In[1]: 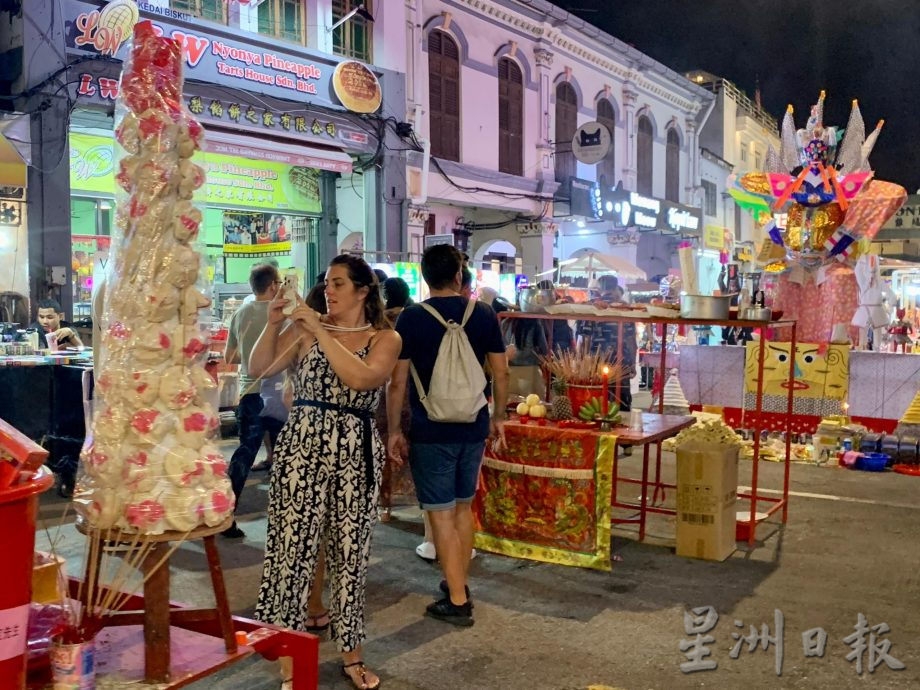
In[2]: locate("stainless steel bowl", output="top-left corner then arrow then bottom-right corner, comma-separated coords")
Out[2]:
518,287 -> 556,313
679,294 -> 733,320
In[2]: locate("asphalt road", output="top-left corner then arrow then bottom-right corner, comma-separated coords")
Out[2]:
36,443 -> 920,690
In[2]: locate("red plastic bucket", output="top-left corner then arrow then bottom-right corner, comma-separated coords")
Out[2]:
567,384 -> 604,416
0,466 -> 54,687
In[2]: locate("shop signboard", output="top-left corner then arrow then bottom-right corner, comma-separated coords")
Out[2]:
571,121 -> 611,165
876,193 -> 920,241
63,0 -> 382,111
333,61 -> 382,114
703,225 -> 726,250
393,262 -> 423,303
221,211 -> 294,257
69,132 -> 322,213
599,183 -> 702,235
423,234 -> 454,248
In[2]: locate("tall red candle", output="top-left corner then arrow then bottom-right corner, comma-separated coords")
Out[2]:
601,366 -> 609,418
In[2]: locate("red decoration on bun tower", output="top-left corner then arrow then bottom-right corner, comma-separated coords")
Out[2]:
76,21 -> 233,536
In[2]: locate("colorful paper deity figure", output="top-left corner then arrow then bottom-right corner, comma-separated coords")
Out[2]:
728,92 -> 906,269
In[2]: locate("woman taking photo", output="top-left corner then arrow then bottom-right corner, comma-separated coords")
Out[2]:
250,255 -> 400,690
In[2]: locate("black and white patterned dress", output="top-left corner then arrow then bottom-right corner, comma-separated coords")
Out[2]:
255,339 -> 384,652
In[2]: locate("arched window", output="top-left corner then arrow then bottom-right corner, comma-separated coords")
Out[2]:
636,114 -> 653,196
428,30 -> 460,161
498,57 -> 523,176
554,82 -> 578,182
665,128 -> 680,201
596,99 -> 616,187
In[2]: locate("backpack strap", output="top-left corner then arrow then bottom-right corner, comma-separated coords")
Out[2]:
459,297 -> 477,327
418,301 -> 450,328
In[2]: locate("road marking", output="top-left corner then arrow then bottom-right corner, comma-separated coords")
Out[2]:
738,485 -> 920,510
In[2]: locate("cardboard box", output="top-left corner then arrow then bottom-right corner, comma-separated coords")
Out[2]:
32,552 -> 66,604
675,445 -> 739,561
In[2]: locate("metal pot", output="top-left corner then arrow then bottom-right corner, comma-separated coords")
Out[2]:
740,291 -> 771,321
518,287 -> 556,313
679,294 -> 733,320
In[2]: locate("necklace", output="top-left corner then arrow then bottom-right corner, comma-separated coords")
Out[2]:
322,323 -> 372,333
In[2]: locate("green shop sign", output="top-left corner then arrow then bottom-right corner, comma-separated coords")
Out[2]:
69,132 -> 321,213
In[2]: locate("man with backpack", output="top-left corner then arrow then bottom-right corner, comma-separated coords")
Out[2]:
387,245 -> 508,627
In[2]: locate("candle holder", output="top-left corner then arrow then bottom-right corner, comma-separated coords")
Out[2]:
599,419 -> 612,432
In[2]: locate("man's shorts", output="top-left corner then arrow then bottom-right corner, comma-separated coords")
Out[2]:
408,441 -> 486,511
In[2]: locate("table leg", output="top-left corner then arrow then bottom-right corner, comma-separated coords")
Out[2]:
639,444 -> 650,541
652,441 -> 664,505
749,326 -> 768,546
203,535 -> 238,654
143,542 -> 171,682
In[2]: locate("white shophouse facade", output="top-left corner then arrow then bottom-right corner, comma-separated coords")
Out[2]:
688,72 -> 781,247
403,0 -> 715,283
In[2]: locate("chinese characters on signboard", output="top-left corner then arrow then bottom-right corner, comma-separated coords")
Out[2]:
680,606 -> 905,676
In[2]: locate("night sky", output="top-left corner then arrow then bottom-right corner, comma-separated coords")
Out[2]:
552,0 -> 920,193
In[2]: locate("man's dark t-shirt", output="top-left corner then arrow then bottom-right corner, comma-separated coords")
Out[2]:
395,296 -> 505,444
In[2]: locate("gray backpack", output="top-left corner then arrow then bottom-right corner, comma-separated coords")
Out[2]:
410,299 -> 488,423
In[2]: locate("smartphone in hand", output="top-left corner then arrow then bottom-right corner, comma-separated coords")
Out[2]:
281,272 -> 298,316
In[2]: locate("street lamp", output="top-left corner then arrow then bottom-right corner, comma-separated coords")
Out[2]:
328,4 -> 375,32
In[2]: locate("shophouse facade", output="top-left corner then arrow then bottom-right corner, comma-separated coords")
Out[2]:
404,0 -> 714,286
3,0 -> 407,319
688,72 -> 780,244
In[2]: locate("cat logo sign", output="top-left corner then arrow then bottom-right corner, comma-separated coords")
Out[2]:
571,121 -> 611,165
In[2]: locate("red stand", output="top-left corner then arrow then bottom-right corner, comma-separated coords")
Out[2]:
0,466 -> 54,688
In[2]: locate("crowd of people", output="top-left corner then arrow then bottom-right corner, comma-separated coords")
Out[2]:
219,247 -> 638,689
222,246 -> 506,690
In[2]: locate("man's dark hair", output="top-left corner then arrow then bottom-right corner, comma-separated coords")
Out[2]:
305,283 -> 327,313
37,298 -> 63,313
383,277 -> 412,310
598,275 -> 619,292
249,264 -> 279,295
373,268 -> 388,284
421,244 -> 463,290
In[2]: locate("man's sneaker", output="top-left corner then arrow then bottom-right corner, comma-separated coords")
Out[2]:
425,597 -> 473,626
415,541 -> 436,561
221,523 -> 245,539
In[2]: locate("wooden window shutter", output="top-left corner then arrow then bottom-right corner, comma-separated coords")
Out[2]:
637,115 -> 654,196
596,99 -> 616,188
555,82 -> 577,182
665,128 -> 680,201
498,58 -> 523,175
429,30 -> 460,161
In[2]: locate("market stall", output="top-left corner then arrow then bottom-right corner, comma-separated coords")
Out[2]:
482,309 -> 798,562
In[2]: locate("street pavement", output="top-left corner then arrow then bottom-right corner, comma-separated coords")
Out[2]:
36,438 -> 920,690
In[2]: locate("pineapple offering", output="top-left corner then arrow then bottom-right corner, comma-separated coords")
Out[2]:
551,378 -> 574,420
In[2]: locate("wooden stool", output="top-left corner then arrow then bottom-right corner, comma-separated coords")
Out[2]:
77,518 -> 237,683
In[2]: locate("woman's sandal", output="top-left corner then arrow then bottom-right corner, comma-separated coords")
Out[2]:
305,610 -> 330,633
341,661 -> 381,690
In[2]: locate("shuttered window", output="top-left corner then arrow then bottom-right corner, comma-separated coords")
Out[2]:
429,30 -> 460,162
666,128 -> 680,201
554,82 -> 577,182
596,99 -> 616,187
498,57 -> 524,176
636,115 -> 653,196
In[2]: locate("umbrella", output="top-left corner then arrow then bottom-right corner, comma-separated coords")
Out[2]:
560,250 -> 647,281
